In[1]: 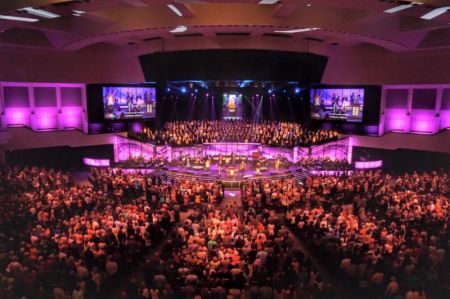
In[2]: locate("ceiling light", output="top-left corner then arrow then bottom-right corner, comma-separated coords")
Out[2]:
259,0 -> 279,4
73,10 -> 86,14
0,14 -> 39,22
170,25 -> 188,33
274,27 -> 320,34
306,3 -> 312,7
167,4 -> 183,17
73,13 -> 81,17
421,6 -> 450,20
384,2 -> 422,14
19,7 -> 60,19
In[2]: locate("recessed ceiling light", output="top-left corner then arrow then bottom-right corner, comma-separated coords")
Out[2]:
421,6 -> 450,20
0,14 -> 39,22
306,3 -> 312,7
73,10 -> 86,14
19,7 -> 60,19
170,25 -> 188,33
167,4 -> 183,17
259,0 -> 279,4
274,27 -> 320,34
384,2 -> 422,14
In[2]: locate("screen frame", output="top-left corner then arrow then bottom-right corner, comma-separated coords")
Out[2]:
308,84 -> 381,125
102,85 -> 157,121
86,83 -> 157,123
222,92 -> 244,120
309,87 -> 365,123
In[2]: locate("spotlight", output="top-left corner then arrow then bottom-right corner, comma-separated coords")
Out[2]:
294,87 -> 301,94
268,89 -> 273,94
181,87 -> 187,93
166,87 -> 171,92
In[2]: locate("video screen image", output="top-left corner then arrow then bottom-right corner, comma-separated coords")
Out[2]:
103,87 -> 156,120
222,93 -> 243,120
310,88 -> 365,122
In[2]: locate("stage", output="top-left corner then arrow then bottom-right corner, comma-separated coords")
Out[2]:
110,135 -> 352,186
164,155 -> 300,182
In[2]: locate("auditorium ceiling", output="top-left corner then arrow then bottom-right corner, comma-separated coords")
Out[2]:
1,0 -> 450,53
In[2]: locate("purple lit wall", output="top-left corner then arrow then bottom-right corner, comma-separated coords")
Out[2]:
381,85 -> 450,134
355,160 -> 383,169
308,137 -> 352,162
115,137 -> 353,164
114,135 -> 155,162
0,82 -> 87,132
83,157 -> 110,167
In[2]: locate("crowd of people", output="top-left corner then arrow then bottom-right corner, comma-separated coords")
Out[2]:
0,166 -> 223,299
297,157 -> 350,171
117,156 -> 168,169
133,199 -> 335,299
251,171 -> 449,299
1,164 -> 448,299
137,120 -> 339,147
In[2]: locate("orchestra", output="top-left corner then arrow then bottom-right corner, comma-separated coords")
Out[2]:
173,151 -> 288,179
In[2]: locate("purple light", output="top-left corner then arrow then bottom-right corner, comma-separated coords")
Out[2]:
441,112 -> 450,129
8,109 -> 28,125
347,137 -> 353,164
410,118 -> 433,133
2,83 -> 85,131
83,157 -> 110,167
131,122 -> 143,134
33,109 -> 58,130
114,137 -> 351,165
387,115 -> 406,131
355,160 -> 383,169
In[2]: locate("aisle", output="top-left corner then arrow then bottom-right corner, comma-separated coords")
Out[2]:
222,189 -> 242,207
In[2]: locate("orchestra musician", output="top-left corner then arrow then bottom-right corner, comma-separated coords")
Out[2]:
218,155 -> 223,176
205,157 -> 211,171
255,162 -> 261,175
239,160 -> 246,176
185,156 -> 190,170
275,158 -> 281,171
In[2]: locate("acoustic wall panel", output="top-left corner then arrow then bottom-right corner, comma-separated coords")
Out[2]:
34,87 -> 57,107
386,89 -> 408,108
61,87 -> 82,107
412,89 -> 437,110
3,86 -> 29,108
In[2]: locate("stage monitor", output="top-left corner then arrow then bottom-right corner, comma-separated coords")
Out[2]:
222,93 -> 243,120
103,86 -> 156,120
310,88 -> 365,122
